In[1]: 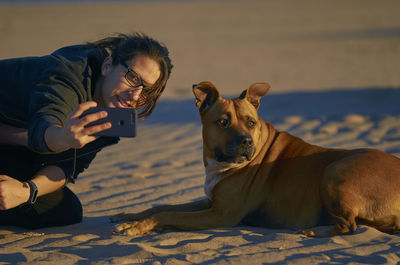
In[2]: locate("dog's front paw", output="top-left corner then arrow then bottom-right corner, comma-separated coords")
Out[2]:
112,217 -> 158,236
112,221 -> 140,235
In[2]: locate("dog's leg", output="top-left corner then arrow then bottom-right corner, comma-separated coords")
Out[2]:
301,211 -> 357,237
304,214 -> 400,237
113,205 -> 242,236
110,198 -> 211,222
357,215 -> 400,234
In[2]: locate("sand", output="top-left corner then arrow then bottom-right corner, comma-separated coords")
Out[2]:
1,0 -> 400,264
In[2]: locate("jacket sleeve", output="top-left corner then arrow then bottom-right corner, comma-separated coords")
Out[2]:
33,137 -> 119,182
28,58 -> 89,154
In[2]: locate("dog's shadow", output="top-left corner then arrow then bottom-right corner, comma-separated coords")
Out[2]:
119,225 -> 400,265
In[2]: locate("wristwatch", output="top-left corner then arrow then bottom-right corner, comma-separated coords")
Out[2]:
26,180 -> 38,204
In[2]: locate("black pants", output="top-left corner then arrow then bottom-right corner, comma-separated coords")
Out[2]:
0,146 -> 82,229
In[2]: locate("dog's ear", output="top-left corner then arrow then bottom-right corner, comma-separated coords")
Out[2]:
192,81 -> 220,112
239,83 -> 270,110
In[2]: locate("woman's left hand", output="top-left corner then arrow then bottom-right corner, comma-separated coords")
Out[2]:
45,101 -> 111,152
0,175 -> 30,210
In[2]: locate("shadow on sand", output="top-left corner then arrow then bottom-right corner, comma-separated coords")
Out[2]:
145,87 -> 400,125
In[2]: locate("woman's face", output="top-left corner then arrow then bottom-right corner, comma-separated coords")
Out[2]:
96,55 -> 161,109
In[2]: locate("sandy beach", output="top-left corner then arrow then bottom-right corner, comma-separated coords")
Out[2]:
1,0 -> 400,264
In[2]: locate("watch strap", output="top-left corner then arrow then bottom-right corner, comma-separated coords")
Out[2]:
26,180 -> 38,204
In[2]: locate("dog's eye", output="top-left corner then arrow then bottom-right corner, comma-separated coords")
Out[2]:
248,120 -> 256,128
217,118 -> 230,128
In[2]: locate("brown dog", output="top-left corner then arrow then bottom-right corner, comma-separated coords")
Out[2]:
112,81 -> 400,236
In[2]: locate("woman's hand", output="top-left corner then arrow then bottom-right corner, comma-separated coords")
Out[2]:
0,166 -> 67,210
0,175 -> 30,210
45,101 -> 112,152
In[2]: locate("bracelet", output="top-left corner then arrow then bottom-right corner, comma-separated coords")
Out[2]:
26,180 -> 38,204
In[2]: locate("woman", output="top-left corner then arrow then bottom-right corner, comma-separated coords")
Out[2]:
0,32 -> 173,229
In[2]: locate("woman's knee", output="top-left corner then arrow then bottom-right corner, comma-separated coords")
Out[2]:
0,186 -> 82,229
34,186 -> 83,228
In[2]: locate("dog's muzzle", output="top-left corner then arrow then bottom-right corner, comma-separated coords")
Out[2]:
215,135 -> 255,164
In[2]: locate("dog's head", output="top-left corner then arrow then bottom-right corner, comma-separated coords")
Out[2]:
193,81 -> 270,167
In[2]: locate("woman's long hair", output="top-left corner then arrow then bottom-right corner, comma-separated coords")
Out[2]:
90,32 -> 173,119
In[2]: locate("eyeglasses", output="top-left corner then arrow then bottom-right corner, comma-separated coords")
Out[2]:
117,56 -> 153,94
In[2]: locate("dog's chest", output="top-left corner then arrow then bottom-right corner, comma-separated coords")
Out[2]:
204,170 -> 223,199
204,158 -> 241,199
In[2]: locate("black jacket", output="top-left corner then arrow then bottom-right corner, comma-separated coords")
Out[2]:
0,44 -> 119,182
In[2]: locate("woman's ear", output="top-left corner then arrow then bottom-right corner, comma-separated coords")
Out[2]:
101,56 -> 113,76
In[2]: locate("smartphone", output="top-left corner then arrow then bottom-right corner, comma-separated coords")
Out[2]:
81,107 -> 137,137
